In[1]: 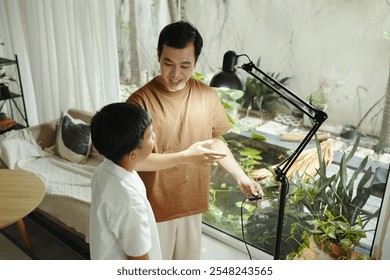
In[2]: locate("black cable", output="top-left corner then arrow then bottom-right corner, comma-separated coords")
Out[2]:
241,198 -> 253,260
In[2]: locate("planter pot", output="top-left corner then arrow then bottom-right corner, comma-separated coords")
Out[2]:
296,235 -> 361,260
340,124 -> 357,139
324,242 -> 363,260
295,235 -> 332,260
0,112 -> 7,121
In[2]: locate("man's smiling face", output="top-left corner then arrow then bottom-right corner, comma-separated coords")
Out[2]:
158,42 -> 196,92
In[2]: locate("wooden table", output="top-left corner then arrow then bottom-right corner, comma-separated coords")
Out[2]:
0,169 -> 45,248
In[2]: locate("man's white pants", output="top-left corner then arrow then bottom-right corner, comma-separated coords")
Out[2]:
157,214 -> 202,260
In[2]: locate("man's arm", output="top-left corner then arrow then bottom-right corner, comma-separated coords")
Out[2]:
211,137 -> 262,197
135,139 -> 227,171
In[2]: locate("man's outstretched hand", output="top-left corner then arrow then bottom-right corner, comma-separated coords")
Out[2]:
183,139 -> 227,165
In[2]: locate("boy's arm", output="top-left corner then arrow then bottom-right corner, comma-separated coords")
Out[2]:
135,139 -> 227,171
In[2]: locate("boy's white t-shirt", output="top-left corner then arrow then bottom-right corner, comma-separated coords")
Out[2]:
89,159 -> 161,260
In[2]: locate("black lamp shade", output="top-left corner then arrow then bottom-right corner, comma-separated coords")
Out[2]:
210,71 -> 245,91
210,50 -> 245,90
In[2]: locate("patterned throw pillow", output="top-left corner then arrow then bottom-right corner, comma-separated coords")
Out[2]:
55,112 -> 92,164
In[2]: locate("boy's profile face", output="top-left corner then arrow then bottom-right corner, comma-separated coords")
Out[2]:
137,124 -> 155,160
158,42 -> 196,92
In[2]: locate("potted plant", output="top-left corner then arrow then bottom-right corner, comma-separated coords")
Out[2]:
287,210 -> 370,260
0,67 -> 16,97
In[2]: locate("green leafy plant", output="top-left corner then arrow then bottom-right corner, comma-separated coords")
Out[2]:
287,210 -> 369,260
240,58 -> 291,117
289,135 -> 378,227
307,81 -> 344,110
238,146 -> 263,175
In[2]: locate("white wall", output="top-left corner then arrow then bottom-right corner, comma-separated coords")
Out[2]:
185,0 -> 390,136
4,0 -> 388,132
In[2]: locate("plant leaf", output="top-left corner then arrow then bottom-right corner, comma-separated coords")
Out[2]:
251,131 -> 267,140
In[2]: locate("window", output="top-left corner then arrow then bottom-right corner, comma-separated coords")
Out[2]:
115,0 -> 390,260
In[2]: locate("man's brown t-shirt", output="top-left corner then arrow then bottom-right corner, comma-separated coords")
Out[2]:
127,77 -> 231,222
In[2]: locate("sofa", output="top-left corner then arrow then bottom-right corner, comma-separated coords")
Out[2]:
0,108 -> 102,241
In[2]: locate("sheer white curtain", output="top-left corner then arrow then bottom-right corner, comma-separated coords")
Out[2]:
0,0 -> 119,125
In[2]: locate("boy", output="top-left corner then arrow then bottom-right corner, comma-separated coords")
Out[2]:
89,102 -> 161,260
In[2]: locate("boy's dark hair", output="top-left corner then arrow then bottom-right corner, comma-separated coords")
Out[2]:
157,21 -> 203,62
90,102 -> 152,163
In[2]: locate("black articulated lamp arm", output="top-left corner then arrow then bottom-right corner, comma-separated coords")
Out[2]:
240,56 -> 327,260
239,58 -> 327,178
211,51 -> 328,260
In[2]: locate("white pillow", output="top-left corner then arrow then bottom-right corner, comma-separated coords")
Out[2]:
0,139 -> 44,169
54,112 -> 92,164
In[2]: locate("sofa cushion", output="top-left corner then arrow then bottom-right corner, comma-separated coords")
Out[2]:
55,112 -> 92,164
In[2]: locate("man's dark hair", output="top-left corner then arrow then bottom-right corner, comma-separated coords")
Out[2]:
91,102 -> 152,163
157,21 -> 203,62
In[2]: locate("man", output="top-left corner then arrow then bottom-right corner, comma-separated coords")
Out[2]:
127,21 -> 262,260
